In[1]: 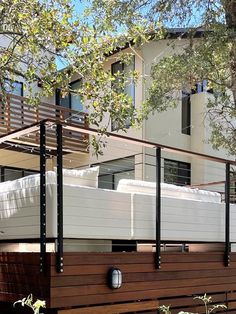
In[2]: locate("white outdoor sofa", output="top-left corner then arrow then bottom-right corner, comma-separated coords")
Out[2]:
0,167 -> 234,243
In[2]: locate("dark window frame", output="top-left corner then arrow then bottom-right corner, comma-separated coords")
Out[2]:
111,57 -> 135,131
94,155 -> 135,190
55,78 -> 82,110
0,165 -> 38,182
3,79 -> 23,96
111,60 -> 125,77
181,91 -> 191,135
191,80 -> 213,94
98,168 -> 135,190
230,171 -> 236,203
164,158 -> 191,186
2,79 -> 24,126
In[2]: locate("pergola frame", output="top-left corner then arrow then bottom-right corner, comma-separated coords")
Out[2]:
0,118 -> 234,272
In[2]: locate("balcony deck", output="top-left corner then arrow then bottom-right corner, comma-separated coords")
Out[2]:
0,251 -> 235,313
0,93 -> 88,153
0,120 -> 235,313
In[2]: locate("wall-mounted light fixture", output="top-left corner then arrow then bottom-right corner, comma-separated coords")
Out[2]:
107,267 -> 122,289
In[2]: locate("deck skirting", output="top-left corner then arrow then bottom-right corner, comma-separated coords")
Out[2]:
0,251 -> 236,313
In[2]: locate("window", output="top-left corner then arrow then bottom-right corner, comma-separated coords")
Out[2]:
181,91 -> 191,135
181,80 -> 213,136
97,156 -> 135,190
56,79 -> 84,123
4,80 -> 23,96
230,171 -> 236,203
164,159 -> 191,186
70,80 -> 83,112
56,80 -> 82,110
191,80 -> 213,94
1,80 -> 24,126
111,56 -> 135,131
0,166 -> 38,182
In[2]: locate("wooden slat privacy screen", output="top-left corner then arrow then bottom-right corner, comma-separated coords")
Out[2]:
0,94 -> 88,152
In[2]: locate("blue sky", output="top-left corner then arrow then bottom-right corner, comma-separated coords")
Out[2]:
56,1 -> 89,70
73,1 -> 89,17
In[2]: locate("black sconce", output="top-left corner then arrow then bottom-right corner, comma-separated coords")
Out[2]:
107,267 -> 122,289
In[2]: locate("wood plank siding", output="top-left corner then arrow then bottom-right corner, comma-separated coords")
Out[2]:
1,252 -> 236,313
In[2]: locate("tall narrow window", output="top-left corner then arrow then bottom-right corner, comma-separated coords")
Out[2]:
111,56 -> 135,131
3,80 -> 24,125
124,59 -> 135,102
230,171 -> 236,203
164,159 -> 191,186
56,79 -> 83,123
70,80 -> 83,112
181,91 -> 191,135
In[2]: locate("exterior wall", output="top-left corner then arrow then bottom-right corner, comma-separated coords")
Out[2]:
190,93 -> 235,191
141,39 -> 233,187
191,93 -> 224,190
142,38 -> 191,153
141,40 -> 194,183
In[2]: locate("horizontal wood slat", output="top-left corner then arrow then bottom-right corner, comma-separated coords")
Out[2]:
49,252 -> 228,265
58,300 -> 160,314
50,262 -> 236,276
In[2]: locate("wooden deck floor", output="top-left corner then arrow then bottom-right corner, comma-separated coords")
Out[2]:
0,251 -> 236,313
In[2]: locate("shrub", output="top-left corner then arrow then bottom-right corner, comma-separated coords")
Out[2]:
159,294 -> 227,314
13,294 -> 46,314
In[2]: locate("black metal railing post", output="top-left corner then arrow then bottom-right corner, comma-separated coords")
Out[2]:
56,123 -> 64,273
40,122 -> 46,272
155,147 -> 161,269
225,162 -> 231,267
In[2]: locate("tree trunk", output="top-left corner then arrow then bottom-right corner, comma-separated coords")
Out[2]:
223,0 -> 236,105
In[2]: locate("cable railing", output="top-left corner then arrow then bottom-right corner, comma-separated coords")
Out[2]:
0,119 -> 235,272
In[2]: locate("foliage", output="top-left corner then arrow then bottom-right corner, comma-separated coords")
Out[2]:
159,294 -> 227,314
138,0 -> 236,155
94,0 -> 236,154
13,294 -> 46,314
2,0 -> 236,154
0,0 -> 150,135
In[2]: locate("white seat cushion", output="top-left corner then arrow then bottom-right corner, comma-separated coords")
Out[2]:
117,179 -> 221,203
54,166 -> 99,188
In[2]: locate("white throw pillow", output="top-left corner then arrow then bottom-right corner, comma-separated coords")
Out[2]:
54,166 -> 99,188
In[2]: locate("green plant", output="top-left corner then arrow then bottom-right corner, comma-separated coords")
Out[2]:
13,294 -> 46,314
159,294 -> 227,314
